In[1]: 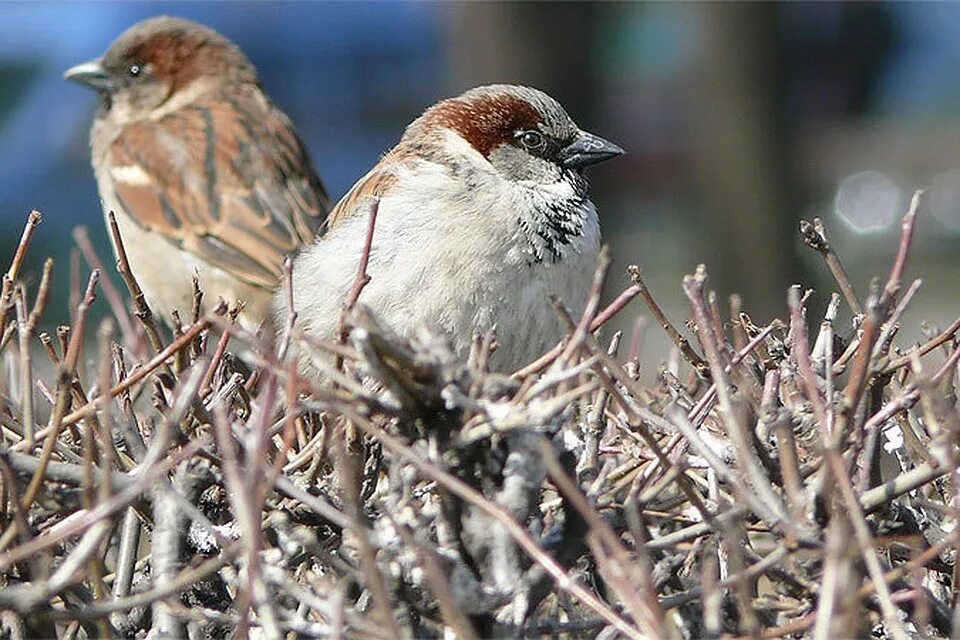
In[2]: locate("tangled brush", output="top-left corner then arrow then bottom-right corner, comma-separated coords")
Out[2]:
0,190 -> 958,639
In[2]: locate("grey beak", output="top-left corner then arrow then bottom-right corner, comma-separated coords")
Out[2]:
64,59 -> 113,92
559,130 -> 624,169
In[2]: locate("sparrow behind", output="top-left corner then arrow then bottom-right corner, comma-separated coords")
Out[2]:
66,16 -> 330,331
282,84 -> 622,376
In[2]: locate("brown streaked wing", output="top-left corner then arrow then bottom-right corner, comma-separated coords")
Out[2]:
322,158 -> 399,234
108,85 -> 330,289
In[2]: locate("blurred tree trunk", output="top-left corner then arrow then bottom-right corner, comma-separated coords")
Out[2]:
688,3 -> 800,321
444,3 -> 599,122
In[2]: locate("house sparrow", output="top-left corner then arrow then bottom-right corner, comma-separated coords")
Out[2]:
65,16 -> 330,331
282,84 -> 622,376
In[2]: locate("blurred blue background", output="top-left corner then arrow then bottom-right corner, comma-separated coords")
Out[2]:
2,2 -> 960,359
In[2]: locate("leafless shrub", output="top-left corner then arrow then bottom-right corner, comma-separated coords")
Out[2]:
0,191 -> 958,639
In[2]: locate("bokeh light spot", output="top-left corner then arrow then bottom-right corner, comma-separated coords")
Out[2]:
834,170 -> 901,233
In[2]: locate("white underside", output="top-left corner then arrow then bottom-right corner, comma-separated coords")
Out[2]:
284,151 -> 601,375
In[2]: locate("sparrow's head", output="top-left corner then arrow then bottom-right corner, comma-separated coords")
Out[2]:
65,16 -> 256,113
408,84 -> 623,185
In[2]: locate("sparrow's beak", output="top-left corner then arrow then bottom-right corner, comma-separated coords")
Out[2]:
559,131 -> 624,169
64,59 -> 113,92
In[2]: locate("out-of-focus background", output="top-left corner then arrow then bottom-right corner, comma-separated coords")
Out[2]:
1,2 -> 959,364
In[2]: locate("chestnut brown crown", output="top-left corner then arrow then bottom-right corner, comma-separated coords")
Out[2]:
65,16 -> 256,105
405,84 -> 623,171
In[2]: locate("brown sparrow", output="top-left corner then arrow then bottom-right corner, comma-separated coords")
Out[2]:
65,16 -> 330,331
282,84 -> 622,375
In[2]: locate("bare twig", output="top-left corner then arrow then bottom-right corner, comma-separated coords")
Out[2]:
630,264 -> 709,376
514,276 -> 642,378
106,211 -> 167,358
799,217 -> 862,316
73,226 -> 136,346
335,199 -> 379,372
20,271 -> 99,510
0,212 -> 42,345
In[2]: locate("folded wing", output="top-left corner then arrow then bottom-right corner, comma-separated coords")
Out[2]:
107,87 -> 330,288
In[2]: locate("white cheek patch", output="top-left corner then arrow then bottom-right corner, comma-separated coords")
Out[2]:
110,164 -> 153,186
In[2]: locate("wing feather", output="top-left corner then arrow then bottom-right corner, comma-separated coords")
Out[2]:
108,85 -> 330,288
322,157 -> 399,234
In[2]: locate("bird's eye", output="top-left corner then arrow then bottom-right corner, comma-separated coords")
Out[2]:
517,130 -> 545,151
128,64 -> 142,78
